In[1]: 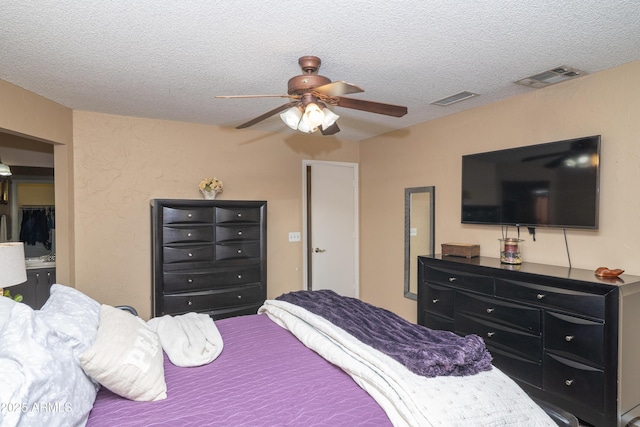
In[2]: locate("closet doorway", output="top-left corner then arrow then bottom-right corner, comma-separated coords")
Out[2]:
0,133 -> 55,259
302,160 -> 358,297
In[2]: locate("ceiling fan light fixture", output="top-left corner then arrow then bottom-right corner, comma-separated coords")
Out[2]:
0,158 -> 12,177
302,102 -> 324,128
297,119 -> 317,134
280,106 -> 303,130
321,107 -> 339,129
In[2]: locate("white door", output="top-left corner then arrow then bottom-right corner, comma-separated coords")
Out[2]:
303,161 -> 358,297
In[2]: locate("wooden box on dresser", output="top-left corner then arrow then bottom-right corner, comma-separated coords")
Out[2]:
418,255 -> 640,427
152,199 -> 266,320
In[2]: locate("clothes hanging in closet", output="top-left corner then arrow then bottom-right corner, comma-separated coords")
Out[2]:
19,207 -> 54,250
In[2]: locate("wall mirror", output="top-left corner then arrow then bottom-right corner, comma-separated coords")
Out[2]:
404,186 -> 435,299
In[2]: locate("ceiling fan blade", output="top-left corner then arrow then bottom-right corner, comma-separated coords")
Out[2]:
335,97 -> 408,117
216,94 -> 297,99
313,81 -> 364,97
236,101 -> 300,129
320,122 -> 340,135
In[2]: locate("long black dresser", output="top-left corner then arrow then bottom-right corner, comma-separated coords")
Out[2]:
152,199 -> 267,320
417,255 -> 640,427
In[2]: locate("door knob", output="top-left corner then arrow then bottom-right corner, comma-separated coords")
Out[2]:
314,248 -> 326,253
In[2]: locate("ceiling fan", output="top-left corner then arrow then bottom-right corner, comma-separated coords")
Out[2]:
216,56 -> 408,136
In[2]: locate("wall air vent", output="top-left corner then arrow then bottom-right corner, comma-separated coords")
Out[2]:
514,66 -> 586,88
431,91 -> 479,107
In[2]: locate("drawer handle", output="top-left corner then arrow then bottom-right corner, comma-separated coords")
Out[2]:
486,308 -> 494,314
237,295 -> 242,299
188,253 -> 193,257
237,249 -> 242,254
187,300 -> 193,306
448,277 -> 457,282
487,332 -> 495,338
238,231 -> 243,236
237,274 -> 242,279
432,299 -> 439,304
565,379 -> 574,387
187,233 -> 192,237
187,279 -> 193,283
188,213 -> 193,218
565,335 -> 574,342
237,213 -> 243,218
536,293 -> 545,300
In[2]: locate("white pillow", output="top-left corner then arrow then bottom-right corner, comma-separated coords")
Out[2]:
37,284 -> 101,357
0,301 -> 98,427
79,304 -> 167,401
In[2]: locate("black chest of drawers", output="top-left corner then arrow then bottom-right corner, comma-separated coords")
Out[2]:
418,255 -> 640,427
152,199 -> 267,320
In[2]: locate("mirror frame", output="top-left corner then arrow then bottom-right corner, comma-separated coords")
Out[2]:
404,186 -> 435,299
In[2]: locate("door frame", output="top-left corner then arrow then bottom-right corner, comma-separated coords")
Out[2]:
302,160 -> 359,295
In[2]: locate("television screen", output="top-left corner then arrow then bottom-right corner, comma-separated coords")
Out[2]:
461,135 -> 600,229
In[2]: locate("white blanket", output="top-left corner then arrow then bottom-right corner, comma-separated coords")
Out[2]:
259,299 -> 556,427
147,312 -> 223,367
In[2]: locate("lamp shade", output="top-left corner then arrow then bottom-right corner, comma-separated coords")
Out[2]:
321,107 -> 339,129
280,106 -> 303,130
0,242 -> 27,287
0,162 -> 11,177
297,118 -> 317,134
302,103 -> 324,128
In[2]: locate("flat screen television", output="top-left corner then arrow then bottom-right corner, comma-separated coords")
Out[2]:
461,135 -> 600,229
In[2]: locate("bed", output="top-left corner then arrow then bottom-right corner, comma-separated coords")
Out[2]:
1,284 -> 573,427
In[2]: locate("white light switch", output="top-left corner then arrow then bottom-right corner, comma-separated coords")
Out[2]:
288,232 -> 301,242
410,227 -> 418,237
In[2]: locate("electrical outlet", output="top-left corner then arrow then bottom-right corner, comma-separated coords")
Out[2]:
288,232 -> 301,242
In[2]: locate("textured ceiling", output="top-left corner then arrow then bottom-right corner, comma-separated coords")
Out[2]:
1,1 -> 639,141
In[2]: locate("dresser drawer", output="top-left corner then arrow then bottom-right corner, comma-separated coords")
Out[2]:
495,278 -> 605,319
162,284 -> 263,314
421,282 -> 454,319
422,312 -> 455,331
456,313 -> 541,361
163,206 -> 213,224
456,291 -> 541,334
163,267 -> 261,292
163,226 -> 214,244
489,345 -> 542,388
163,245 -> 214,264
544,353 -> 604,414
216,207 -> 261,223
544,312 -> 604,367
216,225 -> 260,242
424,265 -> 494,294
215,242 -> 261,261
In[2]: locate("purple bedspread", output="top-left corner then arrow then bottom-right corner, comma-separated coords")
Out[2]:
86,314 -> 390,427
277,290 -> 492,378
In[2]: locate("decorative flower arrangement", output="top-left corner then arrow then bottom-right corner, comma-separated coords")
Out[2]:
199,178 -> 223,199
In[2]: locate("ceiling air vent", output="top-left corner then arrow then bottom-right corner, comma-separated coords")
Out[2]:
431,91 -> 479,107
514,66 -> 585,88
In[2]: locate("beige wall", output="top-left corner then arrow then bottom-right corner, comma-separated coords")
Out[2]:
361,60 -> 640,321
72,111 -> 359,318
